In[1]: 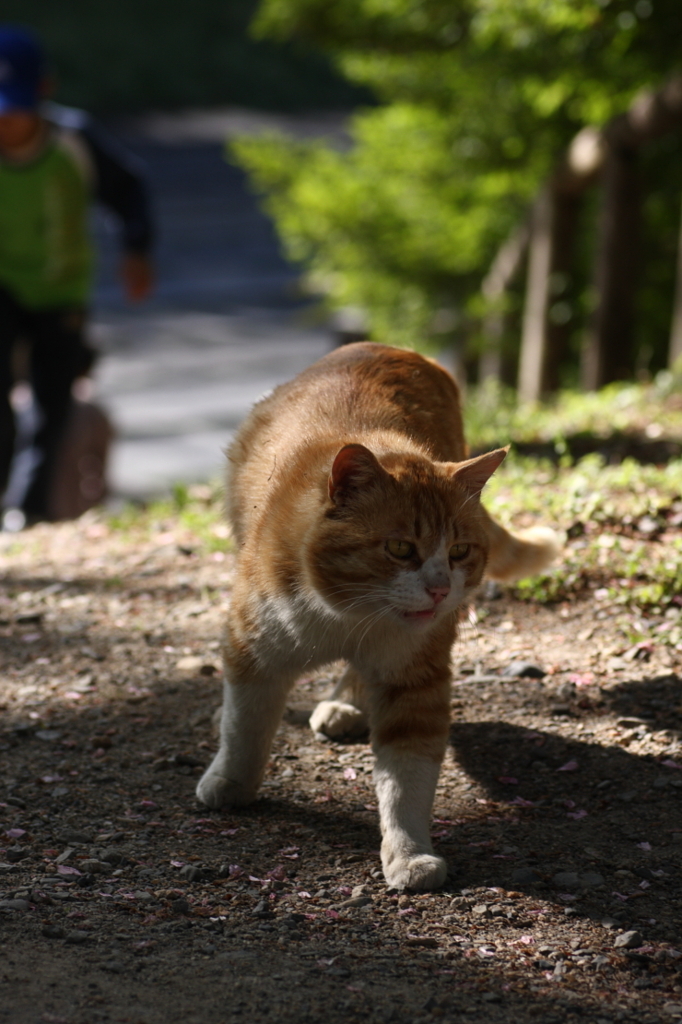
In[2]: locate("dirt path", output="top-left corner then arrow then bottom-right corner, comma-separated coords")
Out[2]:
1,511 -> 681,1024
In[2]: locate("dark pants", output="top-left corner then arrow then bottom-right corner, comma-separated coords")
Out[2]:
0,287 -> 96,519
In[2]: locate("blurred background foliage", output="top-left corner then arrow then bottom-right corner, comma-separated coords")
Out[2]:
233,0 -> 682,372
3,0 -> 367,112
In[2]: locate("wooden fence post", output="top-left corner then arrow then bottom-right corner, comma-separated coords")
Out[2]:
518,189 -> 554,402
581,139 -> 640,390
669,195 -> 682,369
517,187 -> 580,401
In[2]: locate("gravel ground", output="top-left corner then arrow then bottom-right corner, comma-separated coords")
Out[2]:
1,510 -> 682,1024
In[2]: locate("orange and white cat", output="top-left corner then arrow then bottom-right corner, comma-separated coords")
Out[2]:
197,343 -> 560,890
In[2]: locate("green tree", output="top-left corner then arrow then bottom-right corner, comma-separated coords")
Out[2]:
235,0 -> 682,354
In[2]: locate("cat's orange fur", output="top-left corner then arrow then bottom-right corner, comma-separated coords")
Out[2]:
197,343 -> 560,889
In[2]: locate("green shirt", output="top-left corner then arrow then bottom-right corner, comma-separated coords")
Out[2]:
0,128 -> 93,309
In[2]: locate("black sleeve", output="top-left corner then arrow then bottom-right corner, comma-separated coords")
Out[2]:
79,121 -> 154,256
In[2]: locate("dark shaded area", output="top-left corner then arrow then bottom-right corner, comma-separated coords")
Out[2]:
3,0 -> 371,113
474,431 -> 682,466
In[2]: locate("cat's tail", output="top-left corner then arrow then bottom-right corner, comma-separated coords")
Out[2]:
482,509 -> 563,583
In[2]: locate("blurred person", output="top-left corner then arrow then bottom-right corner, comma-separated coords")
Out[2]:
0,25 -> 154,525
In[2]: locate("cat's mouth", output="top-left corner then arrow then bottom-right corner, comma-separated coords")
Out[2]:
401,607 -> 437,622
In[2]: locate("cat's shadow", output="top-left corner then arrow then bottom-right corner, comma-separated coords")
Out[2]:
444,708 -> 680,908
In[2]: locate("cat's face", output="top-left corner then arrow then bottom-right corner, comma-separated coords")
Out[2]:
307,444 -> 506,631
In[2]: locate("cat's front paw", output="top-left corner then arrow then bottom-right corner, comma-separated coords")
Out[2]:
309,699 -> 368,739
196,766 -> 257,809
382,852 -> 447,891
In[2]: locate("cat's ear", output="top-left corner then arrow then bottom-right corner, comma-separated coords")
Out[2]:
448,446 -> 509,495
329,444 -> 384,505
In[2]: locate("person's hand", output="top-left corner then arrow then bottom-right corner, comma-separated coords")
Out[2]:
120,253 -> 154,303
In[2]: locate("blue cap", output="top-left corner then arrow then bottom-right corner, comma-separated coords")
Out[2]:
0,27 -> 44,113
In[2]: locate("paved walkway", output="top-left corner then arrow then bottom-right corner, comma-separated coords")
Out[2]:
90,109 -> 341,500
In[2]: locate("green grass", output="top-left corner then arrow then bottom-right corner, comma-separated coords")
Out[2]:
463,372 -> 682,451
106,480 -> 232,554
486,452 -> 682,613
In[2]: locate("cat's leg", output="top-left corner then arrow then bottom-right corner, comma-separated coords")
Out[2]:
196,655 -> 297,809
309,664 -> 369,739
369,669 -> 451,891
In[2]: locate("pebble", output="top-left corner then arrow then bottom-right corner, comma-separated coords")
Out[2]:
340,896 -> 372,908
252,900 -> 272,918
59,830 -> 93,845
579,871 -> 605,887
472,904 -> 491,917
552,871 -> 579,889
102,960 -> 126,974
5,847 -> 27,863
0,898 -> 30,911
511,867 -> 542,884
79,859 -> 106,873
100,849 -> 123,865
663,1004 -> 682,1017
171,898 -> 190,915
65,930 -> 90,944
503,661 -> 546,679
179,865 -> 204,882
42,925 -> 65,938
35,729 -> 62,742
614,930 -> 643,949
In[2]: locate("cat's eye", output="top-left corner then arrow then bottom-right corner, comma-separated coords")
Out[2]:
386,539 -> 415,559
449,542 -> 470,560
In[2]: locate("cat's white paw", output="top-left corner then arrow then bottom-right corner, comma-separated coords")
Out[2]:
382,852 -> 448,891
196,767 -> 257,809
309,699 -> 368,739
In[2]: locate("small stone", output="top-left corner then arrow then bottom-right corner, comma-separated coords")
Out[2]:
579,871 -> 605,888
552,871 -> 579,889
663,1004 -> 682,1017
511,867 -> 541,884
637,515 -> 660,536
102,960 -> 125,974
65,930 -> 90,944
472,904 -> 490,917
252,900 -> 272,918
59,830 -> 93,845
100,849 -> 123,866
0,863 -> 19,874
55,848 -> 75,865
614,930 -> 643,949
503,661 -> 546,679
179,865 -> 204,882
175,655 -> 204,675
5,847 -> 27,863
601,917 -> 619,929
35,729 -> 62,742
171,898 -> 190,915
0,898 -> 30,911
340,896 -> 372,908
42,925 -> 65,938
79,859 -> 105,873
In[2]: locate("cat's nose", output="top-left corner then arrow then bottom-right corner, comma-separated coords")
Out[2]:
427,585 -> 450,605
